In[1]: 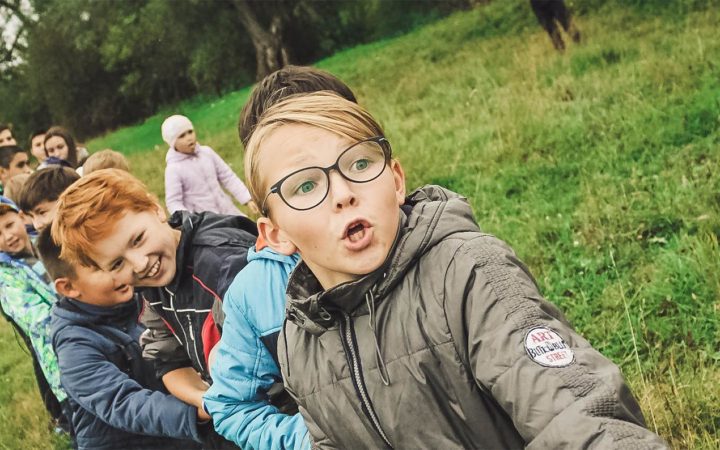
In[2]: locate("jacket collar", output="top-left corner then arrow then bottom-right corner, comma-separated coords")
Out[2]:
164,210 -> 258,293
56,295 -> 140,328
165,144 -> 200,163
286,185 -> 479,334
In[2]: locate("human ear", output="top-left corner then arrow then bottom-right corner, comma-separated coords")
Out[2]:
55,277 -> 81,299
154,203 -> 168,222
390,159 -> 406,205
257,216 -> 297,256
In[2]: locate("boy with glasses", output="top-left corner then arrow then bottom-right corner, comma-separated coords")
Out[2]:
203,66 -> 358,449
242,92 -> 667,448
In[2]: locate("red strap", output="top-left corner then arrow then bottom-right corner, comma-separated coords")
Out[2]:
201,312 -> 221,368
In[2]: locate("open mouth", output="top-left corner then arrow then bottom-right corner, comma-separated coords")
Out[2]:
346,222 -> 367,242
343,219 -> 373,251
146,258 -> 161,278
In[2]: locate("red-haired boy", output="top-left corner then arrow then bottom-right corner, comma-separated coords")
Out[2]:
52,169 -> 255,445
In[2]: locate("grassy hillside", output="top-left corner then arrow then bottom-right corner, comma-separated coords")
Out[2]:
1,1 -> 718,448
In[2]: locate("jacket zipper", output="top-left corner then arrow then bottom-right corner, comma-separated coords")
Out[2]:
166,287 -> 205,374
167,288 -> 192,359
340,312 -> 393,449
186,314 -> 205,374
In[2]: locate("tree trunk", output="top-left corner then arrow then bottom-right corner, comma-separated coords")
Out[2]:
0,0 -> 32,63
233,0 -> 290,80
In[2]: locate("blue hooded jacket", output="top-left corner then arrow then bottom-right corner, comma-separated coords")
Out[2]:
50,295 -> 203,450
203,246 -> 310,450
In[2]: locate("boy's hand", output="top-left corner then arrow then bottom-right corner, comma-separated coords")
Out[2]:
197,406 -> 211,422
162,367 -> 209,409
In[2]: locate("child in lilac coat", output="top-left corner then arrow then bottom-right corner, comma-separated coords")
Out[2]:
162,115 -> 256,215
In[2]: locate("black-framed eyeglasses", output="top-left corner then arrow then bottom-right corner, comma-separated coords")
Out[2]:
261,136 -> 390,215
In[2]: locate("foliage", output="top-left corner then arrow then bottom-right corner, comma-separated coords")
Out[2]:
0,0 -> 466,143
1,0 -> 719,448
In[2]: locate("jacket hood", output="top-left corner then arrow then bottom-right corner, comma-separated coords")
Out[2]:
51,295 -> 140,330
165,210 -> 258,293
165,144 -> 201,163
286,185 -> 480,334
248,245 -> 298,265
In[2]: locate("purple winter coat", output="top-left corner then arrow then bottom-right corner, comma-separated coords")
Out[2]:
164,144 -> 251,216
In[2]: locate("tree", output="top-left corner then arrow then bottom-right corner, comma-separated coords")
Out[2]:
232,0 -> 291,80
0,0 -> 34,66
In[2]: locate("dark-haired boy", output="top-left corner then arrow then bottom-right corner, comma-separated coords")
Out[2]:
17,166 -> 79,232
38,227 -> 206,450
29,129 -> 48,166
0,145 -> 32,195
238,65 -> 357,146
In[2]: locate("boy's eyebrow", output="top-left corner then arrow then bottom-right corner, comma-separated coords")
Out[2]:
284,152 -> 322,167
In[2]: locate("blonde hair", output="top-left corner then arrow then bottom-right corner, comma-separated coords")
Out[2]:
82,149 -> 130,175
244,91 -> 388,207
4,173 -> 31,203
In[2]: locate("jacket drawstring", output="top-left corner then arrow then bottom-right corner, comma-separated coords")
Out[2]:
366,291 -> 390,386
282,315 -> 290,378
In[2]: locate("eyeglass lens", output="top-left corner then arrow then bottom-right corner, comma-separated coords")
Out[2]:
279,139 -> 387,210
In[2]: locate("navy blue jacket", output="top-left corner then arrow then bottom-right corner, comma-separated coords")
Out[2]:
50,295 -> 203,450
139,211 -> 257,381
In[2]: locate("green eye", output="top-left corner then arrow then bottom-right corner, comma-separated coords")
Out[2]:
354,159 -> 370,171
298,181 -> 316,194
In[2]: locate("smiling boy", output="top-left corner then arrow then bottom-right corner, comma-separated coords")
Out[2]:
0,196 -> 69,434
38,227 -> 206,450
243,92 -> 668,449
51,169 -> 256,449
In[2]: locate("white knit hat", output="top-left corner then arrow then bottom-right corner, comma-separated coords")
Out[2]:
161,115 -> 194,147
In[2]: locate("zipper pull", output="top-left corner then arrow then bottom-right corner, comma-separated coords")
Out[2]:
187,315 -> 194,340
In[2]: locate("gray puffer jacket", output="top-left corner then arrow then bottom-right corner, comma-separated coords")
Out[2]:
279,185 -> 667,449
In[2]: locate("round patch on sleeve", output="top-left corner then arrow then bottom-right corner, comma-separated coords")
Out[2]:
524,327 -> 575,368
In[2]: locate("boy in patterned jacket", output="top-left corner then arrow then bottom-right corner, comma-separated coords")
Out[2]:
0,196 -> 70,433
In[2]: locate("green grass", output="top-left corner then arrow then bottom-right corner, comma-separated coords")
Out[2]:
0,324 -> 71,449
2,1 -> 719,448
